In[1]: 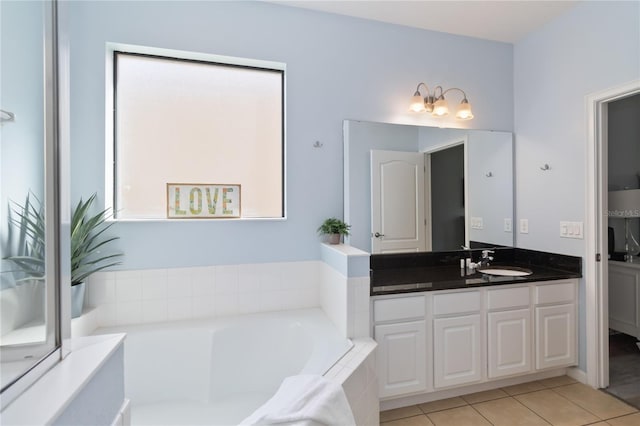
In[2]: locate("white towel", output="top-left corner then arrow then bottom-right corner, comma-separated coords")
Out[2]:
239,375 -> 357,426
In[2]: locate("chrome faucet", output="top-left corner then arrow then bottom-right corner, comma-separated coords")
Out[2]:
479,250 -> 494,267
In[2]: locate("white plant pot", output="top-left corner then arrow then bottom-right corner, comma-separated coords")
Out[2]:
71,282 -> 85,318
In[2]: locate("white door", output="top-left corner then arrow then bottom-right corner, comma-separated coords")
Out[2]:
371,150 -> 427,253
375,321 -> 427,398
433,314 -> 482,388
535,304 -> 576,370
488,309 -> 532,378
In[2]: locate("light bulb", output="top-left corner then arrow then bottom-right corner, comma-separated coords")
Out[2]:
432,97 -> 449,116
456,101 -> 474,120
409,95 -> 426,112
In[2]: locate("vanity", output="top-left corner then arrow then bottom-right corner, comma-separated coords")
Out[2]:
370,247 -> 582,406
609,257 -> 640,340
342,119 -> 583,408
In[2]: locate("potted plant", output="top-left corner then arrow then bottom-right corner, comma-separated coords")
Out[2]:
317,217 -> 351,244
5,193 -> 123,318
4,193 -> 46,282
69,194 -> 122,317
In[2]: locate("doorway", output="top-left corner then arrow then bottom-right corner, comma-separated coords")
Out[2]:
605,93 -> 640,408
586,80 -> 640,405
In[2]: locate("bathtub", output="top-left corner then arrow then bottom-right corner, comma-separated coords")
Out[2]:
94,308 -> 353,425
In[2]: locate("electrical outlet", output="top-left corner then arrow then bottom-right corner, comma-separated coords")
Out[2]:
504,218 -> 512,232
520,219 -> 529,234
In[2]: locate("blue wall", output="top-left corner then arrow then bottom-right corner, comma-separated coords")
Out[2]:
513,0 -> 640,371
66,0 -> 513,270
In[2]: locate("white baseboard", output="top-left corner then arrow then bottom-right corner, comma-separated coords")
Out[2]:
566,367 -> 588,384
380,369 -> 567,411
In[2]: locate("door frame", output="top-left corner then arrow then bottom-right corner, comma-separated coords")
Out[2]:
585,79 -> 640,388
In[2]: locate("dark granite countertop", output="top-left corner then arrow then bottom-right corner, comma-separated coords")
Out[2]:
370,248 -> 582,296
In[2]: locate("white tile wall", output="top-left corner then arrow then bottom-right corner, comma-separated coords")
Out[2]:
320,264 -> 348,336
320,264 -> 371,339
86,261 -> 321,328
349,277 -> 371,338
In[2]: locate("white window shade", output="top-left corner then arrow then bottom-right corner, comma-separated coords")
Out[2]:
114,52 -> 284,219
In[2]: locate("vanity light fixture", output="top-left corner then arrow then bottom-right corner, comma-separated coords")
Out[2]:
409,82 -> 474,120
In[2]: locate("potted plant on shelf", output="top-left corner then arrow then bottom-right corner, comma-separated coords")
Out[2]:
5,193 -> 123,318
70,193 -> 123,317
317,217 -> 351,244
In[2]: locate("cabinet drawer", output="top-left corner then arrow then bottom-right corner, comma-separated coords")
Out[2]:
535,281 -> 575,305
487,286 -> 530,310
374,295 -> 425,322
434,291 -> 480,316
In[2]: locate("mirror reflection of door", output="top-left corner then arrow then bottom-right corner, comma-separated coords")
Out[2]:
371,146 -> 466,255
371,150 -> 427,253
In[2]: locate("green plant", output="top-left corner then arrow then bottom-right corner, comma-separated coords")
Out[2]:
5,193 -> 123,286
70,194 -> 122,285
317,217 -> 351,236
4,193 -> 46,281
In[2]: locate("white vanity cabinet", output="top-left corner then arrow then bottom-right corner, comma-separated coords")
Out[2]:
486,286 -> 532,379
372,278 -> 578,401
432,291 -> 482,388
373,295 -> 428,398
609,260 -> 640,339
534,280 -> 577,370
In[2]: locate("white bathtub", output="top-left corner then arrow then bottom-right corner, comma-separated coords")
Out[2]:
94,308 -> 353,426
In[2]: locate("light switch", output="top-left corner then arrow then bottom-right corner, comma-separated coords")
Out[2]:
560,221 -> 583,239
520,219 -> 529,234
470,217 -> 484,229
504,218 -> 512,232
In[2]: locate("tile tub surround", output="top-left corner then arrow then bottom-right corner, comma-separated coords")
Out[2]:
371,247 -> 582,295
325,338 -> 379,426
85,261 -> 321,328
320,243 -> 371,339
80,253 -> 371,340
380,377 -> 639,426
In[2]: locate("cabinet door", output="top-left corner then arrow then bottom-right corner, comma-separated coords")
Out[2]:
535,304 -> 576,370
433,314 -> 482,388
488,309 -> 532,379
608,264 -> 639,338
375,321 -> 427,398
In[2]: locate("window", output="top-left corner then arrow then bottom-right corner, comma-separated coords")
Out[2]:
112,49 -> 285,219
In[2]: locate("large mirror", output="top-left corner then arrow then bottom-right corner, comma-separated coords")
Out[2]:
344,120 -> 514,254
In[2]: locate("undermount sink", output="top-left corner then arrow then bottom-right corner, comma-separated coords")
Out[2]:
476,266 -> 533,277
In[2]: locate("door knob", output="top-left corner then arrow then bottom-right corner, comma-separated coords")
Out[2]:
374,232 -> 385,238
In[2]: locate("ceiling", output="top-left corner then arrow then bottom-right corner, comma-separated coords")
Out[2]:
268,1 -> 579,43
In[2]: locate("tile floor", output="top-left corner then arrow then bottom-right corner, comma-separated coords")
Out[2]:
380,376 -> 640,426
